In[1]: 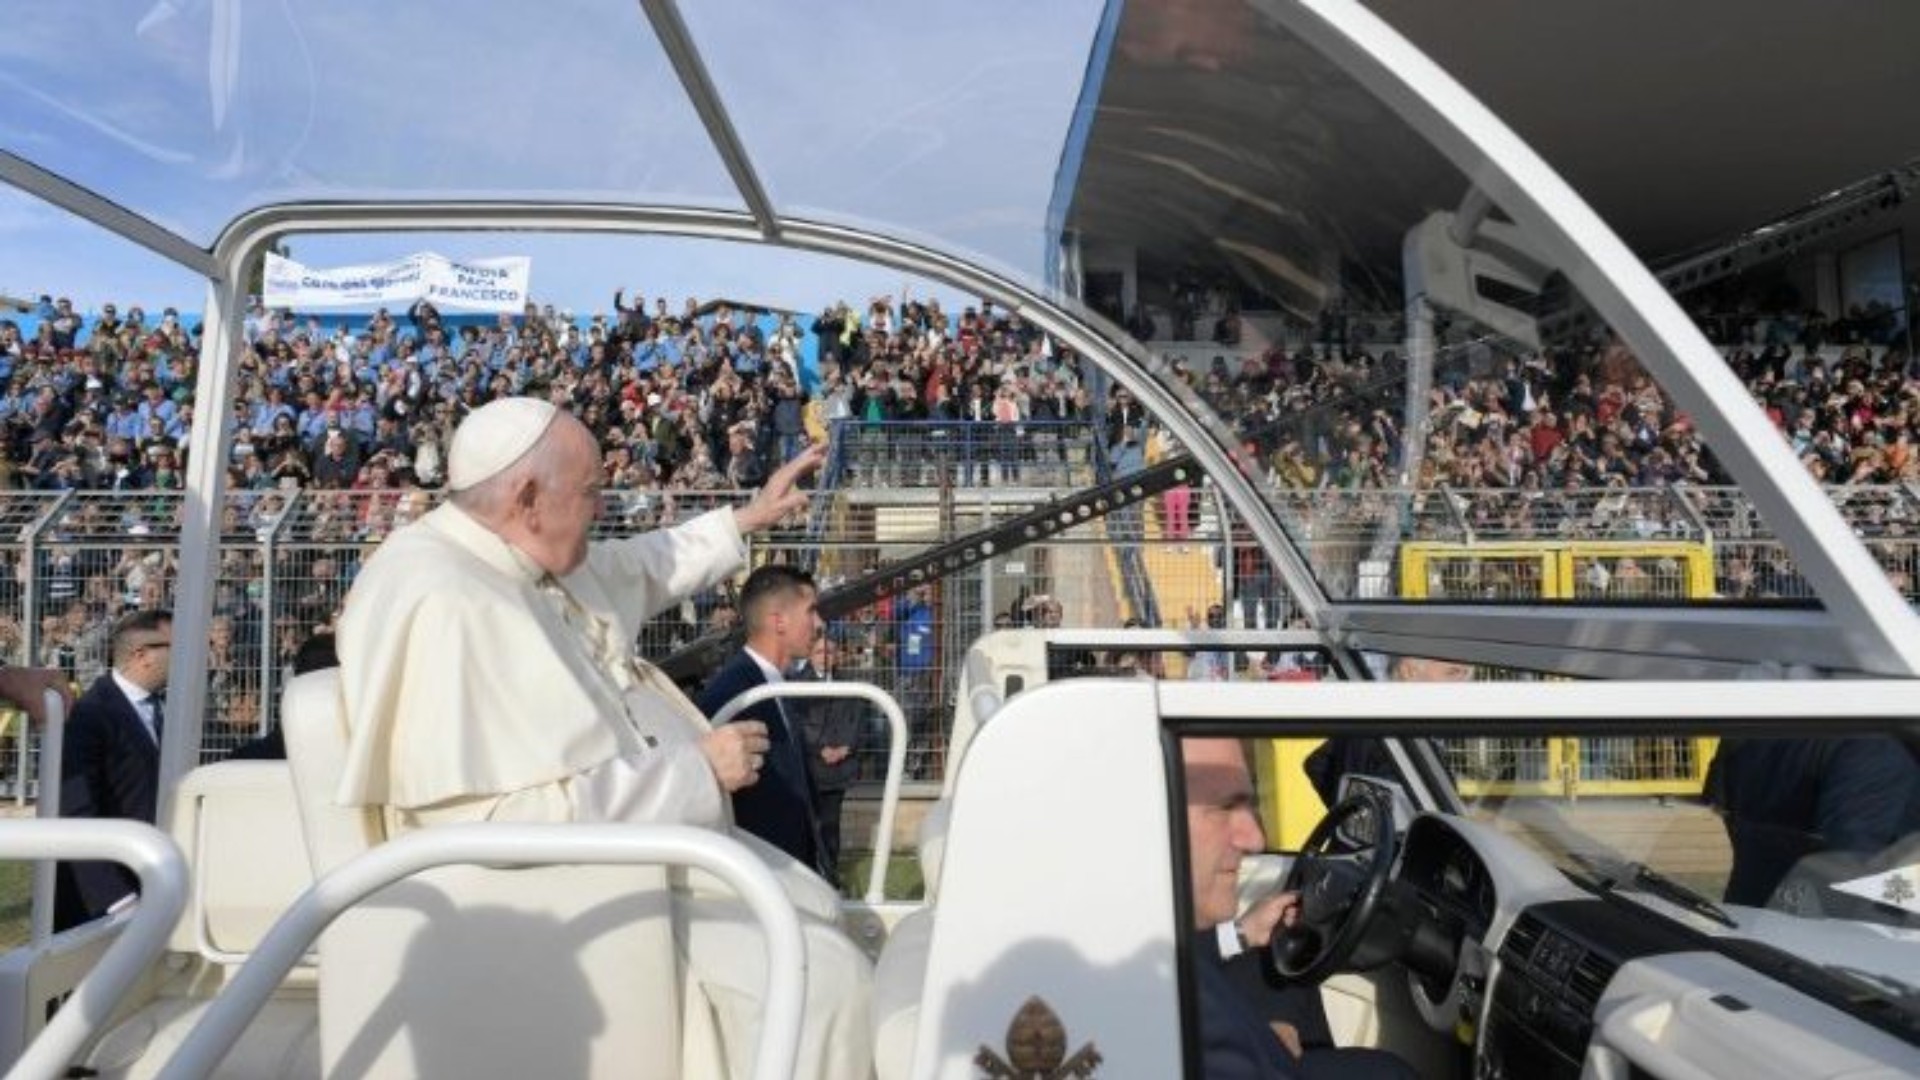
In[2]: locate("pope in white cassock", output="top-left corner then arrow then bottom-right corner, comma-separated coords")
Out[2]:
334,396 -> 870,1080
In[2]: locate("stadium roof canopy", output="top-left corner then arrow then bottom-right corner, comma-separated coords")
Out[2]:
3,0 -> 1920,689
6,2 -> 1914,295
1067,0 -> 1920,312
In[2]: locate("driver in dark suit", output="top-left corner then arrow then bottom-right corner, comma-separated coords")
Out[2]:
55,610 -> 172,930
1185,738 -> 1418,1080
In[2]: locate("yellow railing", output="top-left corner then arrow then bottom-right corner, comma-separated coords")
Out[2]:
1401,538 -> 1718,799
1400,539 -> 1714,603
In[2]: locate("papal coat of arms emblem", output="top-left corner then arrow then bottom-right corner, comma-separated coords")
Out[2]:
975,996 -> 1103,1078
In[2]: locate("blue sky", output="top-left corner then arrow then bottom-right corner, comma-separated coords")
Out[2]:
0,0 -> 1106,319
0,192 -> 982,319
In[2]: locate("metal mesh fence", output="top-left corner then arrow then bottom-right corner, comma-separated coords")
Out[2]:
1576,737 -> 1701,782
1380,654 -> 1714,796
0,475 -> 1916,799
1416,554 -> 1550,602
1439,738 -> 1555,785
1268,485 -> 1713,551
834,421 -> 1101,490
1566,552 -> 1694,601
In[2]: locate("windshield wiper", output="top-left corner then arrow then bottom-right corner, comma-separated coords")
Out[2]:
1570,853 -> 1738,929
1826,965 -> 1920,1006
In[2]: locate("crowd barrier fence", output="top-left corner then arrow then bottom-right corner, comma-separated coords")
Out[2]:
0,480 -> 1913,800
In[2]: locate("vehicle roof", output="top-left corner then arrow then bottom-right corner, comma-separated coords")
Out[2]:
5,0 -> 1920,687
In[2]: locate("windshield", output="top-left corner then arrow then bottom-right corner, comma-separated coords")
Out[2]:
1059,0 -> 1854,610
1225,661 -> 1920,997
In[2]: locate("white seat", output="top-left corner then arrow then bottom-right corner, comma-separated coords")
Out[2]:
889,680 -> 1188,1076
72,762 -> 322,1078
868,648 -> 998,1080
165,762 -> 321,960
279,669 -> 876,1080
277,672 -> 381,879
869,910 -> 935,1080
278,669 -> 700,1080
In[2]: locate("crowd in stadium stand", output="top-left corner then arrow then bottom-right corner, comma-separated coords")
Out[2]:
5,287 -> 1915,610
0,290 -> 1111,501
5,286 -> 1912,507
1,284 -> 1914,774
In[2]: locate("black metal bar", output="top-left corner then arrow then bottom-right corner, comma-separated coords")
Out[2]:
657,453 -> 1202,684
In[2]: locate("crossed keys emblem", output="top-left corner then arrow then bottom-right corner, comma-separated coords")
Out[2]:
975,996 -> 1103,1078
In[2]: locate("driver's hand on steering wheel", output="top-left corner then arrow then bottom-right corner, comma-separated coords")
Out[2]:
1235,890 -> 1301,950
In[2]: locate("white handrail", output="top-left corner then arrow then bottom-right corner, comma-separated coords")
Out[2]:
28,689 -> 64,946
962,648 -> 1002,729
711,681 -> 909,904
156,823 -> 806,1080
0,820 -> 188,1080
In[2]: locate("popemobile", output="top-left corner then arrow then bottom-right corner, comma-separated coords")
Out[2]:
0,1 -> 1915,1077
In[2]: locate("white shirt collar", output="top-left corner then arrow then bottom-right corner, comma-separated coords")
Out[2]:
743,645 -> 786,686
109,669 -> 156,710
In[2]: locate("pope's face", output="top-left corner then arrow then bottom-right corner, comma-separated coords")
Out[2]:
529,417 -> 601,575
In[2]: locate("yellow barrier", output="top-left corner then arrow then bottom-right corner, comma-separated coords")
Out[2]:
1400,539 -> 1717,799
1400,539 -> 1713,604
1254,738 -> 1330,851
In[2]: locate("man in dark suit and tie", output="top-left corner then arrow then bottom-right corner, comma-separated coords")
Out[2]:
55,609 -> 172,931
793,634 -> 866,887
1185,738 -> 1417,1080
697,566 -> 828,879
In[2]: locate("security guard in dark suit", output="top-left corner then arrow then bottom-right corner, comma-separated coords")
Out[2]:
1706,735 -> 1920,906
56,610 -> 172,930
696,566 -> 828,877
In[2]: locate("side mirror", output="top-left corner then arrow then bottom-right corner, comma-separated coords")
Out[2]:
1334,774 -> 1416,845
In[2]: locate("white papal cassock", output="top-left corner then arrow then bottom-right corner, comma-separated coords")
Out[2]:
335,501 -> 740,828
335,500 -> 871,1080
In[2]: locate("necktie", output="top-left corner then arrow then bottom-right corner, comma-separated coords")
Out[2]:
148,691 -> 166,744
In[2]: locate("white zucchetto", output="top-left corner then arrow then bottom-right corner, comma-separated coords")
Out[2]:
446,397 -> 560,491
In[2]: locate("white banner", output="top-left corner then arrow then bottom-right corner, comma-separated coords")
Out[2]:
262,252 -> 533,313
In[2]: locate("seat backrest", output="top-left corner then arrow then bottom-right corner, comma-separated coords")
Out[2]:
907,679 -> 1184,1076
916,640 -> 1009,901
280,669 -> 383,876
163,761 -> 314,961
278,669 -> 696,1080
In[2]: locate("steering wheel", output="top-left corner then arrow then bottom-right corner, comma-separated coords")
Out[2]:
1271,790 -> 1397,983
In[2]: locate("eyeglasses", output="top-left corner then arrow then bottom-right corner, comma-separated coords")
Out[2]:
135,639 -> 172,653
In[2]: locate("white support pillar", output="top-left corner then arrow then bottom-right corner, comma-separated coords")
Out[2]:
158,272 -> 244,825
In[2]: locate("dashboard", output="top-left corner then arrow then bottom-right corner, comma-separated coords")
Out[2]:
1399,816 -> 1498,940
1386,813 -> 1920,1080
1394,816 -> 1502,1026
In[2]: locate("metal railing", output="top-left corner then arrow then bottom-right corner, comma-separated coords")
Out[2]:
708,682 -> 908,904
28,690 -> 66,946
831,420 -> 1102,490
154,824 -> 804,1080
0,820 -> 188,1080
0,479 -> 1915,794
